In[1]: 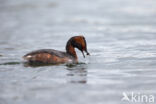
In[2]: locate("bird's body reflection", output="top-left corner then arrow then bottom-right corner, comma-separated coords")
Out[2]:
66,63 -> 87,84
23,62 -> 88,84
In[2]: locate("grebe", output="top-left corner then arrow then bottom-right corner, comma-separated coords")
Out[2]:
23,36 -> 90,64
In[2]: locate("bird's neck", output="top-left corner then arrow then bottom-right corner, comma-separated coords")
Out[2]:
66,43 -> 77,59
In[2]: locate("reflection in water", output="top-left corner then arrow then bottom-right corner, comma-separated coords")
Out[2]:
66,63 -> 87,84
0,61 -> 21,65
23,61 -> 88,84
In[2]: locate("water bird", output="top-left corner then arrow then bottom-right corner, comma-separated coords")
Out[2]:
23,36 -> 90,64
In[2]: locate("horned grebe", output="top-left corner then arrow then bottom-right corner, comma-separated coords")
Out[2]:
23,36 -> 90,64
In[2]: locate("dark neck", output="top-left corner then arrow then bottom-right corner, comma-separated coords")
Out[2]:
66,39 -> 77,59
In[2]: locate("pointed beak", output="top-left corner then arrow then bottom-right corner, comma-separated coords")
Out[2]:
86,51 -> 90,55
82,51 -> 85,58
81,50 -> 90,58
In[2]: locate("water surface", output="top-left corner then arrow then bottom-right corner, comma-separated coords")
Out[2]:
0,0 -> 156,104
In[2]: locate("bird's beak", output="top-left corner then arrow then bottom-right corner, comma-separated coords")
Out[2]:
86,51 -> 90,56
82,51 -> 85,58
81,50 -> 90,58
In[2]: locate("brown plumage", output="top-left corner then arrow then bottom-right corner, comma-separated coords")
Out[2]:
23,36 -> 90,64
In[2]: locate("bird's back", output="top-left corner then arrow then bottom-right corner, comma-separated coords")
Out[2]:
23,49 -> 73,64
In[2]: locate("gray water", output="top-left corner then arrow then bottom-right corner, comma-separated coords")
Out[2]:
0,0 -> 156,104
